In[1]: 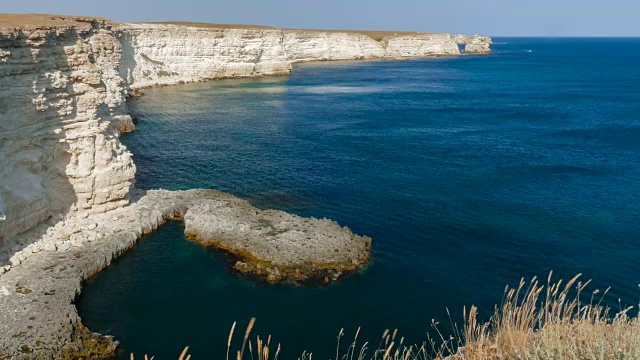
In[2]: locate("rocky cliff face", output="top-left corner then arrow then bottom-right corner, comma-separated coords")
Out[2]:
453,34 -> 493,54
0,18 -> 135,256
117,24 -> 464,90
0,15 -> 491,358
117,24 -> 293,90
0,15 -> 490,253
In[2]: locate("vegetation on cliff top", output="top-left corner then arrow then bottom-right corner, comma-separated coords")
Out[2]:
0,14 -> 432,42
146,21 -> 431,41
130,273 -> 640,359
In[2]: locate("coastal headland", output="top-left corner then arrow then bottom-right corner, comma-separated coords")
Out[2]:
0,14 -> 490,358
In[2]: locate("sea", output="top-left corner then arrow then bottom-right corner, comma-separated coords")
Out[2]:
76,38 -> 640,359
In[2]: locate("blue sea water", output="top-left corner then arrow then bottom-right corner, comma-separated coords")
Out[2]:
77,38 -> 640,359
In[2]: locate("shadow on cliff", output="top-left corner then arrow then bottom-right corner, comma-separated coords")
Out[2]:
117,30 -> 138,95
0,28 -> 79,262
0,23 -> 125,266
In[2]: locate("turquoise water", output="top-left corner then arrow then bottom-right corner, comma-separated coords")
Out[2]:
77,38 -> 640,359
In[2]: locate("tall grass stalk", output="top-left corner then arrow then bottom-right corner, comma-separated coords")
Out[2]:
131,273 -> 640,359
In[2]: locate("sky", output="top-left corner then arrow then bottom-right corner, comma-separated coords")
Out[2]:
3,0 -> 639,37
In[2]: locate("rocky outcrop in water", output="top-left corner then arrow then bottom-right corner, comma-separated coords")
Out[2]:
453,34 -> 493,54
0,189 -> 370,358
184,195 -> 370,283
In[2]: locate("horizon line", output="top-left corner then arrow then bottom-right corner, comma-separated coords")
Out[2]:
1,13 -> 639,38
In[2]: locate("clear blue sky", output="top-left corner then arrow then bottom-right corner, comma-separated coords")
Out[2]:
3,0 -> 639,37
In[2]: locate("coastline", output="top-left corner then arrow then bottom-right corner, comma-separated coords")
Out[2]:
0,14 -> 490,358
0,189 -> 371,358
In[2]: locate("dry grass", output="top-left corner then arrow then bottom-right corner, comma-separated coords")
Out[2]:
0,14 -> 109,31
290,29 -> 431,41
453,273 -> 640,360
0,15 -> 430,41
145,22 -> 276,30
143,21 -> 429,41
131,272 -> 640,359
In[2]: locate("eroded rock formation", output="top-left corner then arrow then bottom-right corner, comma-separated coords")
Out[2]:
184,194 -> 370,283
453,34 -> 493,54
0,17 -> 135,261
0,189 -> 370,357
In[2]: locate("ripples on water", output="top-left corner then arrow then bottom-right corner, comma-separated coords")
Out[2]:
77,38 -> 640,359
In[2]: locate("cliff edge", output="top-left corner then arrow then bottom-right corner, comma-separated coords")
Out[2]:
0,16 -> 136,260
0,14 -> 490,358
0,14 -> 491,256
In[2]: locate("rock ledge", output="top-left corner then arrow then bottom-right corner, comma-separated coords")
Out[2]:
0,189 -> 370,358
183,197 -> 371,284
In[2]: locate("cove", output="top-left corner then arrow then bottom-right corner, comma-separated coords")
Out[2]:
77,38 -> 640,359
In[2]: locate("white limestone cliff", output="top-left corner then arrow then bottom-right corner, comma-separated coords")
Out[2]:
0,15 -> 492,358
453,34 -> 493,54
117,24 -> 466,90
117,24 -> 293,90
0,18 -> 135,258
0,16 -> 490,257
